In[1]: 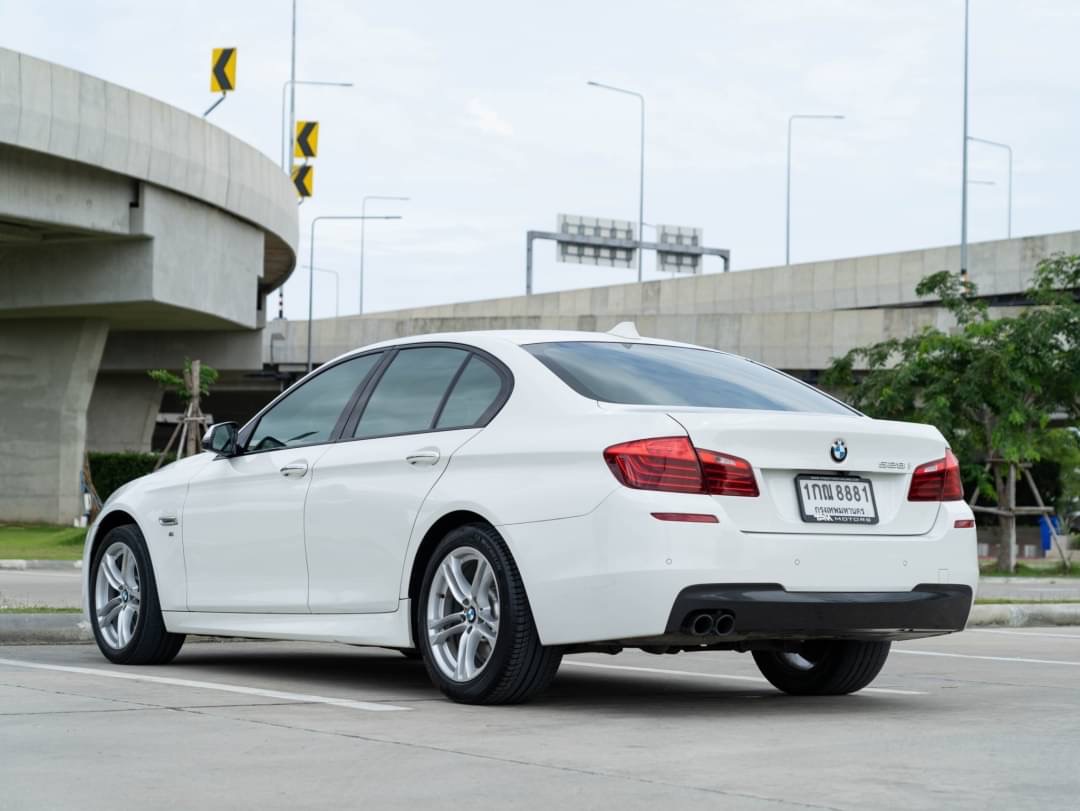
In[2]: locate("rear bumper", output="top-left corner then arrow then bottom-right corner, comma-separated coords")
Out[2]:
503,488 -> 979,646
666,583 -> 973,641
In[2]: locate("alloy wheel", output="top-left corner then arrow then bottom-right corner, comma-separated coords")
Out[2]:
425,546 -> 500,682
94,541 -> 141,649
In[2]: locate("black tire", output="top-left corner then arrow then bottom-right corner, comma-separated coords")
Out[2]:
399,648 -> 422,660
417,523 -> 562,705
89,524 -> 185,665
752,640 -> 891,696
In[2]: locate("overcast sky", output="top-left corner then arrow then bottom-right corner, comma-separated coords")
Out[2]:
3,1 -> 1078,318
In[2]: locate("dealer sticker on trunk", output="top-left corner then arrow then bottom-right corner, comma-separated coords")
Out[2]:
795,475 -> 879,524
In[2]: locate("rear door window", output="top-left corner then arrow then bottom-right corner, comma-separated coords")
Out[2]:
525,341 -> 853,414
354,347 -> 469,438
436,356 -> 504,429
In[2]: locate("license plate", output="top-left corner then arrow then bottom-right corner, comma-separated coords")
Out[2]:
795,475 -> 878,524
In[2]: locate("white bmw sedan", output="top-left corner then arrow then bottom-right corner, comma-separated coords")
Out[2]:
84,327 -> 978,704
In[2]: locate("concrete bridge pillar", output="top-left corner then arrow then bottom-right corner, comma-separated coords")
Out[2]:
86,374 -> 163,454
0,319 -> 108,524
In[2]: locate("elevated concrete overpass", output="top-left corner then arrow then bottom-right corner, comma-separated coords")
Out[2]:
0,48 -> 298,522
266,229 -> 1079,375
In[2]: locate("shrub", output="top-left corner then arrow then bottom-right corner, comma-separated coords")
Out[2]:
89,453 -> 173,502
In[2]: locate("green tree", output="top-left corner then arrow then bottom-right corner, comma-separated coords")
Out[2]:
148,358 -> 219,401
823,254 -> 1080,572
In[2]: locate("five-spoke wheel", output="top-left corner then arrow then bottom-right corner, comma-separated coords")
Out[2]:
426,546 -> 501,682
417,523 -> 561,704
89,524 -> 185,665
94,540 -> 142,649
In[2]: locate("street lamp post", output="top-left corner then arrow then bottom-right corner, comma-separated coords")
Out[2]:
307,215 -> 402,372
359,196 -> 410,315
587,81 -> 645,282
960,0 -> 971,281
968,136 -> 1013,238
786,114 -> 845,265
303,265 -> 340,317
280,79 -> 353,170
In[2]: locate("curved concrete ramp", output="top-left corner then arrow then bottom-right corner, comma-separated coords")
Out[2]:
0,48 -> 298,523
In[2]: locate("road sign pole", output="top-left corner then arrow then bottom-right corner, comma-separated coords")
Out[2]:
289,0 -> 297,178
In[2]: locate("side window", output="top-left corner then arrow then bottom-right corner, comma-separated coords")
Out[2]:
354,347 -> 468,439
248,353 -> 381,451
436,356 -> 504,429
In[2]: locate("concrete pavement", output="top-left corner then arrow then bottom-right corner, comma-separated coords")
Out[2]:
0,568 -> 82,609
2,631 -> 1079,809
5,565 -> 1077,611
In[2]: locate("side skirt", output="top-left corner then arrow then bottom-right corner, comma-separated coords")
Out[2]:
162,600 -> 413,647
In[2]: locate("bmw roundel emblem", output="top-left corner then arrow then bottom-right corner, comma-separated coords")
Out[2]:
830,438 -> 848,463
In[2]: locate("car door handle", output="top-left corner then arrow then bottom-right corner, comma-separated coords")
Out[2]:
405,449 -> 440,466
279,461 -> 309,478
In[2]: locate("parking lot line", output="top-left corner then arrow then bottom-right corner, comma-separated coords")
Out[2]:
894,649 -> 1080,667
0,657 -> 411,712
562,659 -> 926,695
969,628 -> 1080,640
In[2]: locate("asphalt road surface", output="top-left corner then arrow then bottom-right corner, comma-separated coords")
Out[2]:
2,629 -> 1078,810
0,568 -> 82,609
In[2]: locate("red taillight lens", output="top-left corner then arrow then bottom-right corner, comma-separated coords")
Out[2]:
603,437 -> 703,493
697,448 -> 760,497
603,437 -> 758,497
908,449 -> 964,502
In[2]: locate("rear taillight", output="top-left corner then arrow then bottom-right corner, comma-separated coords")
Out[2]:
603,437 -> 759,497
697,448 -> 760,497
908,449 -> 963,501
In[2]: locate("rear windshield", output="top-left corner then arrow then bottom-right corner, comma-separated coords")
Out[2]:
525,341 -> 854,414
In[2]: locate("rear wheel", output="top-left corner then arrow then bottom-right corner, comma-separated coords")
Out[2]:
417,523 -> 561,704
752,640 -> 891,695
89,524 -> 185,665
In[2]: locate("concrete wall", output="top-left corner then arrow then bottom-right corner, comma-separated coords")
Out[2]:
268,231 -> 1078,370
0,319 -> 107,523
0,47 -> 297,287
86,375 -> 162,454
0,47 -> 301,523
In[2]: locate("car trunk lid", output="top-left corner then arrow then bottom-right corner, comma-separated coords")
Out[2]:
667,410 -> 945,535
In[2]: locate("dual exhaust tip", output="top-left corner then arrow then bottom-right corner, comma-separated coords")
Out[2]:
686,610 -> 736,637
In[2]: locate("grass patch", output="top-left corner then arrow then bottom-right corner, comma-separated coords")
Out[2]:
979,562 -> 1080,578
0,606 -> 82,614
0,524 -> 86,561
975,598 -> 1080,605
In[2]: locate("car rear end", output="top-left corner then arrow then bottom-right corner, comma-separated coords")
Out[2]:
508,338 -> 977,649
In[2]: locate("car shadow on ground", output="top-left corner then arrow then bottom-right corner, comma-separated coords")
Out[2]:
164,642 -> 921,717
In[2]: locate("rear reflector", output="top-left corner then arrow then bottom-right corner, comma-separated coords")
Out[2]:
604,437 -> 758,497
954,519 -> 975,529
908,449 -> 964,502
651,512 -> 719,523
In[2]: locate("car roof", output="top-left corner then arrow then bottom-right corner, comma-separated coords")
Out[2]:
351,328 -> 698,354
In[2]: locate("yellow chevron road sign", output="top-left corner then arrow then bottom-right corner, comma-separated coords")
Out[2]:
294,121 -> 319,159
292,164 -> 313,197
210,48 -> 237,92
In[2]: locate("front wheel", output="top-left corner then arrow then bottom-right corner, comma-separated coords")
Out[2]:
752,640 -> 891,695
89,524 -> 185,665
417,523 -> 561,704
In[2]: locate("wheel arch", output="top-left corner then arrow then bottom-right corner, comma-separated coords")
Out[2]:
89,509 -> 140,557
406,509 -> 494,608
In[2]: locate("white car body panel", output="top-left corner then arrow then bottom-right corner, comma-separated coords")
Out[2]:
84,329 -> 978,652
306,428 -> 480,612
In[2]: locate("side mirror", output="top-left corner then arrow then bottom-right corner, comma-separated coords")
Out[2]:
202,422 -> 239,457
